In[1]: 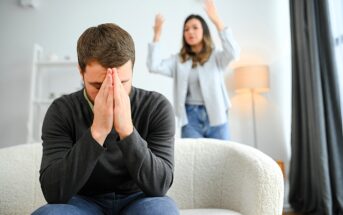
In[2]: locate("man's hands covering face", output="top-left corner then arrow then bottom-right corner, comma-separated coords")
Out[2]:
112,68 -> 133,140
91,69 -> 133,145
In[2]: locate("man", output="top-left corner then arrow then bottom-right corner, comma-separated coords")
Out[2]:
32,23 -> 179,215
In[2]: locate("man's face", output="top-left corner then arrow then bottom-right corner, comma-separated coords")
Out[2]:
82,60 -> 133,103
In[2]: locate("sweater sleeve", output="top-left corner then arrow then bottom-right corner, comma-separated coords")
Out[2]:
215,27 -> 241,69
39,100 -> 105,203
116,97 -> 175,196
147,42 -> 177,78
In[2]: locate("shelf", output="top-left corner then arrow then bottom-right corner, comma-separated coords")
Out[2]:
33,99 -> 53,105
28,44 -> 81,143
36,61 -> 78,67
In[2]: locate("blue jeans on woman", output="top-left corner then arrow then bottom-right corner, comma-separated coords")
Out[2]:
32,192 -> 179,215
182,104 -> 230,140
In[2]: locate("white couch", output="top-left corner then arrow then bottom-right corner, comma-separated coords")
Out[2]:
0,139 -> 284,215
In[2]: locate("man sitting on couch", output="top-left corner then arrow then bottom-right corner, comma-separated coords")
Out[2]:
32,23 -> 179,215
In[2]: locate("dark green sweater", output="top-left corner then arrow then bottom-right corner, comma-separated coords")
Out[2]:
39,87 -> 175,203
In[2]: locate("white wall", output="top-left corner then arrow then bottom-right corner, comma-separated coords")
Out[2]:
0,0 -> 291,163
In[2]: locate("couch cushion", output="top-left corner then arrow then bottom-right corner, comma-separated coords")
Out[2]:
0,143 -> 45,214
181,208 -> 241,215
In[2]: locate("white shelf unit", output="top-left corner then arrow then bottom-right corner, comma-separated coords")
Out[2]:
27,44 -> 82,143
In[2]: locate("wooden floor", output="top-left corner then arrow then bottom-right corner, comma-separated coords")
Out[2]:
283,212 -> 302,215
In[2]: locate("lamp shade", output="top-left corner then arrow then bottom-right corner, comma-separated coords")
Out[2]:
234,65 -> 270,93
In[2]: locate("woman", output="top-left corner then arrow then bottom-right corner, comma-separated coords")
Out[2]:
147,0 -> 240,140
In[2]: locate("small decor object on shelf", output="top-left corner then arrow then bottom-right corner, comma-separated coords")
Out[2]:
48,53 -> 59,61
20,0 -> 39,8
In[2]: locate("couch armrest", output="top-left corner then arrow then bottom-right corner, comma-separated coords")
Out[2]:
220,142 -> 284,215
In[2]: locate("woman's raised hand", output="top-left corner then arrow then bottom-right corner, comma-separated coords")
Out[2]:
204,0 -> 224,31
153,14 -> 165,42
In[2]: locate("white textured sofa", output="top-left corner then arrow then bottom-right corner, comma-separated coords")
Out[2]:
0,139 -> 284,215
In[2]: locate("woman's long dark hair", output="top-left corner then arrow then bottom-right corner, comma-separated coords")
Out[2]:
179,14 -> 213,68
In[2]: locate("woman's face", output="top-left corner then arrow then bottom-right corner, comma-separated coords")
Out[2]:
183,18 -> 203,47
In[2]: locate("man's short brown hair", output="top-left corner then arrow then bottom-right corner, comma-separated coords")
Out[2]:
77,23 -> 135,73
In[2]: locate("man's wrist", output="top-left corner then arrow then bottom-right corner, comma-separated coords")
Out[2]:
118,126 -> 134,140
91,126 -> 107,146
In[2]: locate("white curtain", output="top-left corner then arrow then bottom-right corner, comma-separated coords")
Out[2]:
329,0 -> 343,125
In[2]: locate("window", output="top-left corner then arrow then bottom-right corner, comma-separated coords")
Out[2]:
329,0 -> 343,124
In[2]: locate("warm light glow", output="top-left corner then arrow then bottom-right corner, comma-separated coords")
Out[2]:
234,65 -> 270,93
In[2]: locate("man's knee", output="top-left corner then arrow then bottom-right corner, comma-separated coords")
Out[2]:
32,204 -> 81,215
121,196 -> 179,215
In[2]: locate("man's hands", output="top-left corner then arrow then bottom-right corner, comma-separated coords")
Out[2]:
153,14 -> 164,43
112,68 -> 133,140
204,0 -> 224,31
91,69 -> 133,145
91,69 -> 114,145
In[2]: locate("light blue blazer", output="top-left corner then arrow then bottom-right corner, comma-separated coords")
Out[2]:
147,28 -> 240,127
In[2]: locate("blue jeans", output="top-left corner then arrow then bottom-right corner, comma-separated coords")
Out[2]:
32,192 -> 179,215
182,104 -> 230,140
